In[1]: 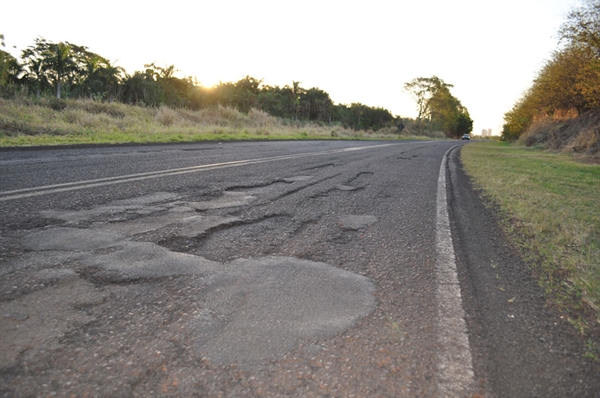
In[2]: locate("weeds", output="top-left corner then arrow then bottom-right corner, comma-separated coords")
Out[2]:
585,339 -> 599,361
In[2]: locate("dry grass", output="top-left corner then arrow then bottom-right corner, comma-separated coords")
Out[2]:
462,141 -> 600,336
0,97 -> 423,146
519,109 -> 600,163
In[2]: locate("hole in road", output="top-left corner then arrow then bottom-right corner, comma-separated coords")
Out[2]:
192,215 -> 300,262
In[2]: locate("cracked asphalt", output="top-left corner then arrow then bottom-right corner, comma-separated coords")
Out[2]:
1,140 -> 598,397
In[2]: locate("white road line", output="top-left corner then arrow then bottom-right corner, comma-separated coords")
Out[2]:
436,145 -> 475,396
0,143 -> 400,202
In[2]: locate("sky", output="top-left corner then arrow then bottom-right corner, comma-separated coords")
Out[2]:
0,0 -> 581,135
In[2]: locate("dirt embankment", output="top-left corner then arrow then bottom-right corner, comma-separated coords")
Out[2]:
521,108 -> 600,163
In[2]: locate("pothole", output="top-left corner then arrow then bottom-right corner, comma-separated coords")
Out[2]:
193,215 -> 299,262
346,171 -> 374,188
181,191 -> 255,210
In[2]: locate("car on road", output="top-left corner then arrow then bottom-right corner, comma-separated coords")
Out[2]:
461,134 -> 470,140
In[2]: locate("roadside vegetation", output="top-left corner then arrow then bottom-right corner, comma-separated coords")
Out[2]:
501,0 -> 599,161
484,1 -> 600,349
0,31 -> 473,145
0,34 -> 407,140
0,96 -> 448,146
462,141 -> 600,353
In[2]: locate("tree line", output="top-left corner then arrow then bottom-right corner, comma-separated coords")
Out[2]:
0,37 -> 395,131
502,0 -> 600,141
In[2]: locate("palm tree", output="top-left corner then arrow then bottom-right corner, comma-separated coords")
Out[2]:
22,53 -> 48,97
98,63 -> 124,102
22,38 -> 77,99
42,41 -> 77,98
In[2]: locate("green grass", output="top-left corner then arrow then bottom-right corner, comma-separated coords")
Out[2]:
462,141 -> 600,335
0,97 -> 435,146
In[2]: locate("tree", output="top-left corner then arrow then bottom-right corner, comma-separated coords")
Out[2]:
122,69 -> 161,106
559,0 -> 600,56
21,38 -> 79,98
257,84 -> 296,118
0,35 -> 25,95
0,34 -> 7,86
501,90 -> 537,141
454,111 -> 473,137
292,81 -> 305,120
233,75 -> 263,112
404,76 -> 472,137
43,41 -> 77,98
303,88 -> 333,121
1,36 -> 16,87
21,50 -> 49,97
502,1 -> 600,141
403,76 -> 453,125
77,50 -> 115,99
534,45 -> 599,115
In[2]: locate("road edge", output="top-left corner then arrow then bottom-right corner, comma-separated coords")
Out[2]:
436,144 -> 475,396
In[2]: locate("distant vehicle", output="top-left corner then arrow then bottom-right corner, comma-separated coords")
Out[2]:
461,134 -> 470,140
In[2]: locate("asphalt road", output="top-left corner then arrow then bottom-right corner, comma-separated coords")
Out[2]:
0,140 -> 598,397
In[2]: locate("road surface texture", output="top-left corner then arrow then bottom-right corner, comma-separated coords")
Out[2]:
0,141 -> 598,397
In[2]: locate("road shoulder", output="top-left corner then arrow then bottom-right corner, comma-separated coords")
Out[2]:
447,145 -> 600,397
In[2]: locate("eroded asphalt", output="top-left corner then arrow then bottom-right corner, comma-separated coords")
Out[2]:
1,141 -> 598,397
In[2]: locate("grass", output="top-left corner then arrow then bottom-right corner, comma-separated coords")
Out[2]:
0,97 -> 437,146
461,141 -> 600,337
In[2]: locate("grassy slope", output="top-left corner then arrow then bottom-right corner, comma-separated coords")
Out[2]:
0,97 -> 435,146
462,141 -> 600,341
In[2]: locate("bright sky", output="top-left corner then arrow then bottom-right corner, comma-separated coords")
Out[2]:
1,0 -> 580,135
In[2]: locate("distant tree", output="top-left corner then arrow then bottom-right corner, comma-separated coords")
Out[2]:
21,49 -> 49,97
428,85 -> 459,131
258,84 -> 295,118
21,38 -> 79,98
0,36 -> 23,89
534,45 -> 599,114
72,47 -> 117,100
404,75 -> 472,137
331,103 -> 394,130
299,87 -> 332,121
292,81 -> 305,120
454,111 -> 473,137
0,34 -> 7,86
559,0 -> 600,56
403,76 -> 453,125
501,90 -> 537,141
142,63 -> 198,107
502,1 -> 600,140
122,69 -> 161,106
97,63 -> 125,102
43,41 -> 77,98
233,75 -> 263,112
